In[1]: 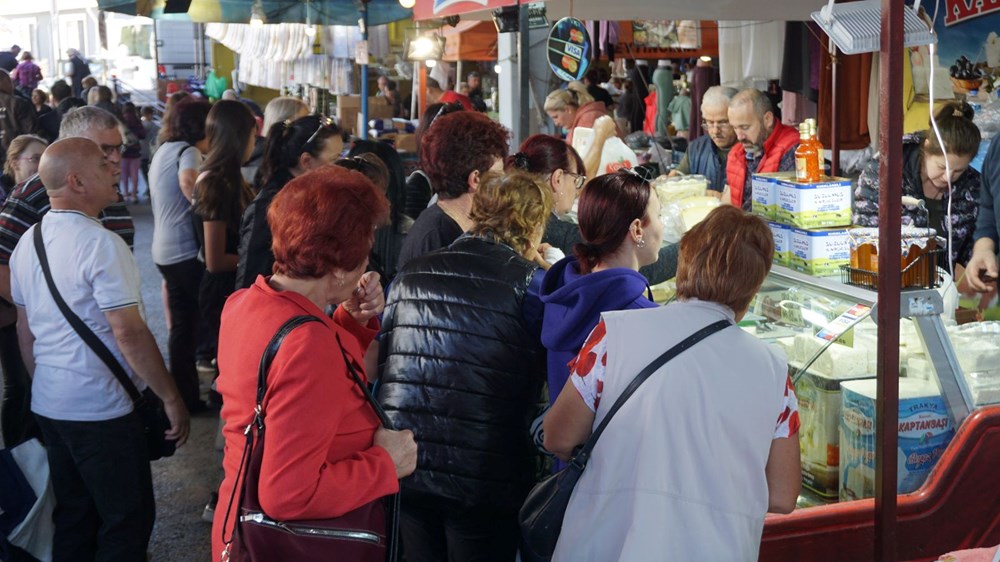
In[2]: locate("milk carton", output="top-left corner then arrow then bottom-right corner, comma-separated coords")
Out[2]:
751,172 -> 790,220
768,222 -> 791,266
776,176 -> 852,229
796,369 -> 874,498
839,379 -> 955,501
789,228 -> 851,277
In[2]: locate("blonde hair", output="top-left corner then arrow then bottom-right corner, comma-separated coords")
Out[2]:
4,134 -> 48,177
262,97 -> 310,135
470,171 -> 553,257
544,81 -> 594,112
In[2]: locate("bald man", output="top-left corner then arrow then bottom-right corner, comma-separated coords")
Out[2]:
10,138 -> 189,561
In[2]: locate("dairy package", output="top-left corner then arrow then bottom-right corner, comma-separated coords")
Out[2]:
796,368 -> 874,498
839,379 -> 955,501
768,222 -> 791,266
752,172 -> 790,220
789,228 -> 851,277
776,176 -> 853,229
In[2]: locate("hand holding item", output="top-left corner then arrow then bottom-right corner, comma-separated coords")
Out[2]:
343,271 -> 384,325
965,246 -> 999,293
374,427 -> 418,478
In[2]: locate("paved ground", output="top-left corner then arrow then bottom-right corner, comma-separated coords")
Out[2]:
131,201 -> 217,561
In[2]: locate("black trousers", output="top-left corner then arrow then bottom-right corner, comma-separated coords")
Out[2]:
36,413 -> 154,562
0,321 -> 38,446
198,270 -> 235,363
157,258 -> 205,409
399,493 -> 520,562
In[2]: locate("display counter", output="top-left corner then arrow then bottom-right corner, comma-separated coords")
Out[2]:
751,266 -> 1000,560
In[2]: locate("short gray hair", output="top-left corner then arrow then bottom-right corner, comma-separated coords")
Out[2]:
59,106 -> 122,140
701,86 -> 738,112
730,88 -> 774,119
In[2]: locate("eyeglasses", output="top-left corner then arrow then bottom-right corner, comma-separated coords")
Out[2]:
17,155 -> 42,163
304,115 -> 338,148
565,171 -> 587,190
99,143 -> 125,158
702,119 -> 732,132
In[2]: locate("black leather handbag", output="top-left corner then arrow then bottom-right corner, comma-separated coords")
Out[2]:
519,319 -> 732,560
33,224 -> 175,461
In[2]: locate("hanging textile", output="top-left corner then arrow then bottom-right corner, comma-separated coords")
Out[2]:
817,34 -> 872,151
718,21 -> 786,88
688,62 -> 719,141
780,21 -> 820,102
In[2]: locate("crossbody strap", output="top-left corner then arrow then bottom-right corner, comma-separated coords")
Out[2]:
33,222 -> 142,403
570,319 -> 732,469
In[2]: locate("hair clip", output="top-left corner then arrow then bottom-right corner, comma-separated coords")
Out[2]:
621,166 -> 653,182
513,152 -> 530,170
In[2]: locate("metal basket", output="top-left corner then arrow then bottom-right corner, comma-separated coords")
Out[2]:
840,248 -> 943,290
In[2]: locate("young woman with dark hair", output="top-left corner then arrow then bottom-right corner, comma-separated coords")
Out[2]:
193,100 -> 257,363
539,169 -> 664,412
235,114 -> 345,289
348,140 -> 408,283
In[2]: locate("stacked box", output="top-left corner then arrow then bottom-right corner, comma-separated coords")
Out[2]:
789,228 -> 851,277
768,222 -> 791,266
336,96 -> 394,135
839,379 -> 955,501
776,176 -> 853,229
751,172 -> 791,220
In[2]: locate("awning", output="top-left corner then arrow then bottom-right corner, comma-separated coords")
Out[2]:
97,0 -> 413,27
442,21 -> 498,61
417,0 -> 816,22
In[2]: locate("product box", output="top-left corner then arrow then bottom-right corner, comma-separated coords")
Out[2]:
839,379 -> 955,502
768,222 -> 791,266
796,369 -> 874,498
789,228 -> 851,277
776,176 -> 853,229
751,172 -> 791,220
336,96 -> 393,135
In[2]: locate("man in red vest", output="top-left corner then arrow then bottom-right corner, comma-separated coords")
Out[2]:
722,89 -> 799,210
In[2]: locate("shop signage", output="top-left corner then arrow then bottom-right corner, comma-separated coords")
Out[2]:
546,17 -> 591,82
632,20 -> 700,50
528,3 -> 549,30
944,0 -> 1000,26
931,6 -> 1000,94
412,0 -> 517,21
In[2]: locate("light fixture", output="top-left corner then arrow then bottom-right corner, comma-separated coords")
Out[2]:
426,59 -> 437,68
492,6 -> 519,33
399,0 -> 416,8
304,0 -> 316,37
407,34 -> 445,61
812,0 -> 935,55
494,63 -> 502,74
250,0 -> 266,27
699,55 -> 712,62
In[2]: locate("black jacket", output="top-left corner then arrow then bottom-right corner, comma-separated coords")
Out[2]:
377,235 -> 546,510
235,170 -> 291,289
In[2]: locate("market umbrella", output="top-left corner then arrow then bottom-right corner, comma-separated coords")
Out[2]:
97,0 -> 411,28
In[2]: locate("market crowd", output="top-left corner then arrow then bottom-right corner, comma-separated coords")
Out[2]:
0,49 -> 998,562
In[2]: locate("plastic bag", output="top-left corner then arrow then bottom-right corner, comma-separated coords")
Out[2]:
597,137 -> 639,175
661,195 -> 720,244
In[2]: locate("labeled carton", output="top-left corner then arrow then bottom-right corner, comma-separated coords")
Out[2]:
751,172 -> 791,220
768,222 -> 791,266
789,227 -> 851,277
776,176 -> 853,229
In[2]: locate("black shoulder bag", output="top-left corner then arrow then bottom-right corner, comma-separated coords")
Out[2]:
221,316 -> 401,562
519,319 -> 732,560
33,223 -> 175,460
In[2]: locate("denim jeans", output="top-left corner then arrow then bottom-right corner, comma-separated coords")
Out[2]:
157,258 -> 205,409
36,413 -> 154,562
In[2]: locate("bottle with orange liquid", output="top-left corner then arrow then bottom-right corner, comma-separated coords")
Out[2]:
795,123 -> 820,182
807,118 -> 825,177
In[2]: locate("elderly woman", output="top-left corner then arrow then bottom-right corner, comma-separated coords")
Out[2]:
378,171 -> 552,562
1,134 -> 46,198
396,110 -> 510,271
212,166 -> 417,560
545,81 -> 621,145
544,206 -> 801,560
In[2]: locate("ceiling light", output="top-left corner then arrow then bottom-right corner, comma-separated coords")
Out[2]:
399,0 -> 416,8
494,64 -> 502,74
407,35 -> 444,61
426,59 -> 437,68
250,1 -> 266,27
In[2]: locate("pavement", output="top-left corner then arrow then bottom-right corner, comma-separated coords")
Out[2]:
131,201 -> 217,561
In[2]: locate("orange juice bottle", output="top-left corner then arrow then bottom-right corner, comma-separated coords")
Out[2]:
795,123 -> 820,182
807,119 -> 825,177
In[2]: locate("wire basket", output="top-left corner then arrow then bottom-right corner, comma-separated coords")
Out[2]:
840,248 -> 943,290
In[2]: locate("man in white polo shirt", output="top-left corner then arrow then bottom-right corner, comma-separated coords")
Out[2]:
10,137 -> 189,561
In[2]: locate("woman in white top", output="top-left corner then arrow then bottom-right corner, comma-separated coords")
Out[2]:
149,98 -> 211,412
544,205 -> 801,561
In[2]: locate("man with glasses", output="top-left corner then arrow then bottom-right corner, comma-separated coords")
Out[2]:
668,85 -> 739,194
722,88 -> 799,211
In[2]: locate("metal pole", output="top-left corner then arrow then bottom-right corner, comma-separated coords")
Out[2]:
360,1 -> 369,140
517,0 -> 529,144
829,42 -> 840,177
875,0 -> 904,559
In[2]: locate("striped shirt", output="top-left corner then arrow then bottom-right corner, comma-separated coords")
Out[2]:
0,174 -> 134,265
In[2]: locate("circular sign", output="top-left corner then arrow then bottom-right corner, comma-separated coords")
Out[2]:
546,18 -> 592,82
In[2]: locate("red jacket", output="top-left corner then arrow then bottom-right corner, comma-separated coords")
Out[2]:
726,121 -> 799,207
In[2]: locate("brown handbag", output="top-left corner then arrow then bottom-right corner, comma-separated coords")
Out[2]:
220,316 -> 400,562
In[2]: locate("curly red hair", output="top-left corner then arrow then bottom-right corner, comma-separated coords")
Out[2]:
268,166 -> 390,279
420,111 -> 510,199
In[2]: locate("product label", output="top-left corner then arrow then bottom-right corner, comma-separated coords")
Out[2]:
789,229 -> 851,276
776,179 -> 852,229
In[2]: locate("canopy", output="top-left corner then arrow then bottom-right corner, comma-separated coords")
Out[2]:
442,21 -> 498,61
418,0 -> 816,22
97,0 -> 413,27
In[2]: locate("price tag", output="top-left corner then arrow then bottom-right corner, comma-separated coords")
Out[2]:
815,304 -> 871,346
355,41 -> 369,65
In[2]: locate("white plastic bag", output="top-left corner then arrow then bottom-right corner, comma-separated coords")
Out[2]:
597,137 -> 639,175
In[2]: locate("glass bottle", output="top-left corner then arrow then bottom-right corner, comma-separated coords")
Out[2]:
795,123 -> 820,182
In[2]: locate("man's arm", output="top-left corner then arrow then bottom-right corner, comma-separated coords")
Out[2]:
0,264 -> 12,305
105,306 -> 189,446
15,306 -> 35,375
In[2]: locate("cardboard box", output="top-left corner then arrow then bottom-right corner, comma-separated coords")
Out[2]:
839,379 -> 955,501
790,227 -> 850,277
395,133 -> 417,153
768,222 -> 791,266
752,172 -> 791,220
336,96 -> 393,134
776,176 -> 853,229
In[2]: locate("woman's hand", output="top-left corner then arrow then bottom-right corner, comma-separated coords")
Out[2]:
343,271 -> 384,325
965,242 -> 999,293
374,427 -> 417,478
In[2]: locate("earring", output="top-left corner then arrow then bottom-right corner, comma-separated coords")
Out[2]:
635,237 -> 646,248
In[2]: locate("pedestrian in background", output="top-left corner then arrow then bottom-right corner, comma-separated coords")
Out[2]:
119,102 -> 145,203
11,52 -> 42,97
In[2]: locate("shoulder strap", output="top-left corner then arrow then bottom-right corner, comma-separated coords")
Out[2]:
33,222 -> 142,403
570,319 -> 732,469
255,315 -> 323,408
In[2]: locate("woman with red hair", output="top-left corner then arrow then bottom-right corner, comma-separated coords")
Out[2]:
396,111 -> 510,271
212,166 -> 418,560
